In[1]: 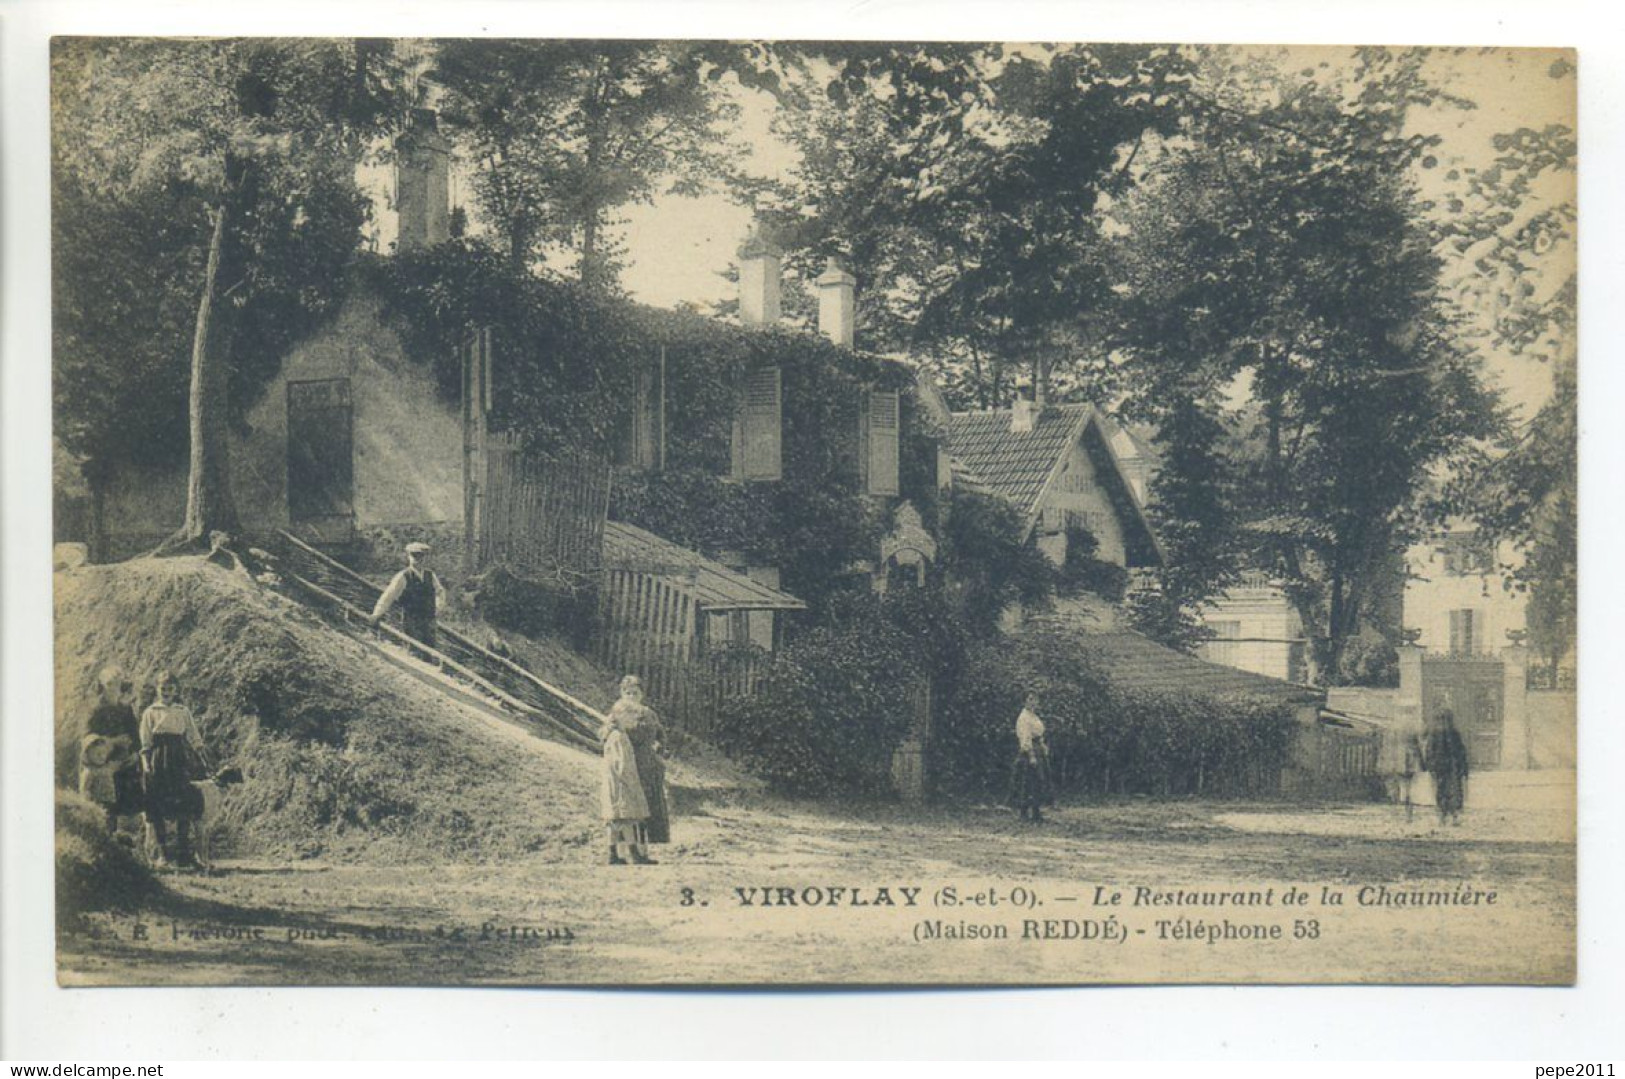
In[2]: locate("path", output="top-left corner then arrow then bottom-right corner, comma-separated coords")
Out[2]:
59,771 -> 1574,986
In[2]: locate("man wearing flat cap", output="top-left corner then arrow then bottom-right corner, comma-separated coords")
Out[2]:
370,541 -> 447,649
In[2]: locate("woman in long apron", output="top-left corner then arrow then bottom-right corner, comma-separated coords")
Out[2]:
1009,693 -> 1054,823
600,690 -> 652,866
608,675 -> 670,848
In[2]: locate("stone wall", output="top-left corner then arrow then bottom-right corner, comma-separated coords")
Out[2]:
1527,689 -> 1577,769
1325,685 -> 1399,722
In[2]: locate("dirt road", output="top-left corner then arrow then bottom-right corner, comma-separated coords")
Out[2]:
59,770 -> 1574,986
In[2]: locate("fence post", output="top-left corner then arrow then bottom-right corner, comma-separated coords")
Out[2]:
1501,643 -> 1532,771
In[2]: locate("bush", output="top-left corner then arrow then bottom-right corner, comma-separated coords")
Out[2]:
56,790 -> 162,927
940,489 -> 1056,629
475,564 -> 597,650
1336,632 -> 1400,688
713,593 -> 942,796
1123,585 -> 1214,654
1056,523 -> 1129,602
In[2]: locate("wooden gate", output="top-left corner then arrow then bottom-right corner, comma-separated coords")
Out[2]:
594,565 -> 770,737
479,436 -> 612,582
1422,656 -> 1505,768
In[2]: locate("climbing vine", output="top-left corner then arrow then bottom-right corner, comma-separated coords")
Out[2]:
369,239 -> 927,609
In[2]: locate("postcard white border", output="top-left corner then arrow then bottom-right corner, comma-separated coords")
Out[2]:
4,0 -> 1623,1060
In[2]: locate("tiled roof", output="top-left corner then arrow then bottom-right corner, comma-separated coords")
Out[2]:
1028,622 -> 1325,707
602,520 -> 808,612
946,404 -> 1093,522
946,455 -> 991,495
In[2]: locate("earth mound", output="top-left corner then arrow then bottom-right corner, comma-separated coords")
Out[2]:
55,789 -> 163,928
54,557 -> 601,865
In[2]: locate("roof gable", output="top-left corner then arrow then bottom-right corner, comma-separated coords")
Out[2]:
946,404 -> 1093,524
946,404 -> 1163,565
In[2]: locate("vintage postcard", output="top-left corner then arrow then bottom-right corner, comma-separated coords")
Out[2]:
50,38 -> 1576,986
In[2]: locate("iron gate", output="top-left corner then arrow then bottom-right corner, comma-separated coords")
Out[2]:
1421,656 -> 1504,768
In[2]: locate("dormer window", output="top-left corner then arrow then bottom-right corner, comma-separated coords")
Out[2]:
1439,535 -> 1493,576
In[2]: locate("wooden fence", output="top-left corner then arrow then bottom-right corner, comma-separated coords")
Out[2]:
595,566 -> 769,736
1284,719 -> 1383,799
479,436 -> 612,582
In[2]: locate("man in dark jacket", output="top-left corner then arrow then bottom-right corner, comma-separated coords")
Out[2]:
1423,707 -> 1471,826
370,542 -> 447,649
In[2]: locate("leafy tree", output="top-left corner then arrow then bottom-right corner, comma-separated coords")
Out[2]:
1469,358 -> 1576,678
52,38 -> 403,549
764,44 -> 1191,406
938,488 -> 1056,632
433,40 -> 777,286
1125,393 -> 1240,651
1440,114 -> 1577,678
1109,48 -> 1504,681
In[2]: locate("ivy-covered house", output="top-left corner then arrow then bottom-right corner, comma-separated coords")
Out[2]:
85,117 -> 470,562
82,123 -> 951,750
594,234 -> 952,738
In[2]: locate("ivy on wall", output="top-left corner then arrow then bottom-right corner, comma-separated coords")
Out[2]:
368,240 -> 929,609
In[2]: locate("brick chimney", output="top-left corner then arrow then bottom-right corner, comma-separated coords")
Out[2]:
396,108 -> 450,251
815,255 -> 856,349
737,223 -> 782,327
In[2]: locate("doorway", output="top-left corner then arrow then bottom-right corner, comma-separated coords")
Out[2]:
286,378 -> 355,540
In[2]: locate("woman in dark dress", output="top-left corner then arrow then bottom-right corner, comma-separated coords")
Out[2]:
1009,694 -> 1054,823
1424,707 -> 1470,826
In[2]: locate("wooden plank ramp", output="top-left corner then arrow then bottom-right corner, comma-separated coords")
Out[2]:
270,530 -> 604,753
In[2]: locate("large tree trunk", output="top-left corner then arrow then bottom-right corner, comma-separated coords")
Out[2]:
88,478 -> 107,564
580,209 -> 601,286
174,204 -> 238,548
1260,344 -> 1324,683
509,220 -> 529,270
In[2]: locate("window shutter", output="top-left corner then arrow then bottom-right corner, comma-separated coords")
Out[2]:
1449,609 -> 1478,654
740,366 -> 782,480
864,389 -> 900,496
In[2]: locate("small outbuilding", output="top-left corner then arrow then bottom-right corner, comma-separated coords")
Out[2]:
598,520 -> 807,734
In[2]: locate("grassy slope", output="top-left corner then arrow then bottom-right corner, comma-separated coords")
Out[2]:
54,558 -> 602,868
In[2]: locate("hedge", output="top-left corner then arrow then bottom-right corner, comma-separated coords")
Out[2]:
933,628 -> 1298,800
